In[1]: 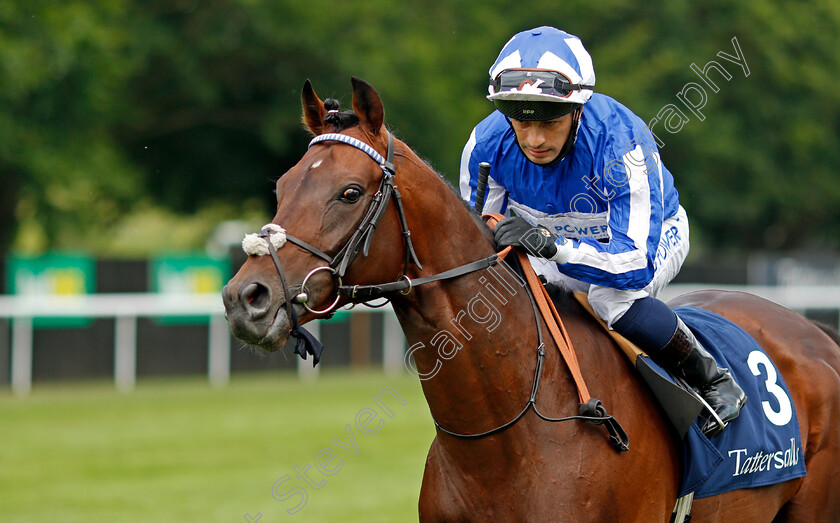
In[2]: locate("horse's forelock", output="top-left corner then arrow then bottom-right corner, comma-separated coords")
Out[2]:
323,98 -> 360,132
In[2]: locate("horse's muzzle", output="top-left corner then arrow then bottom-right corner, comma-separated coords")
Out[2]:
222,280 -> 290,350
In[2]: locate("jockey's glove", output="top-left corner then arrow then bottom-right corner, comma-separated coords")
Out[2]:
493,216 -> 573,264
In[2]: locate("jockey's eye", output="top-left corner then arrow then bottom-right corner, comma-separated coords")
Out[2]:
340,185 -> 363,203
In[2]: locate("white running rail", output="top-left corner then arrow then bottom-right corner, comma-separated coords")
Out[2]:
2,284 -> 838,396
0,293 -> 405,396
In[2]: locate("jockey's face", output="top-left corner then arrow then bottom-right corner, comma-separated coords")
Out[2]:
510,113 -> 573,165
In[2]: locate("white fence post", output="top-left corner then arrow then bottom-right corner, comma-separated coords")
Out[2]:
114,315 -> 137,393
208,315 -> 231,387
11,316 -> 33,397
382,310 -> 405,376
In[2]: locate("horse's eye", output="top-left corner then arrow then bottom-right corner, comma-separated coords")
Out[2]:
340,186 -> 363,203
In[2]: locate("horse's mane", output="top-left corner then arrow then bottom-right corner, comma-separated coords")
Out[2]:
393,139 -> 496,247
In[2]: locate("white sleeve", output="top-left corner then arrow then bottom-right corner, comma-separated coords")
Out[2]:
459,128 -> 478,201
459,128 -> 507,214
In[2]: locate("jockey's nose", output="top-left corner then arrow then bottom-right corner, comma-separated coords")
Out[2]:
520,126 -> 546,149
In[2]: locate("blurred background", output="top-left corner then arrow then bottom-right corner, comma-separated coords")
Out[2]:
1,0 -> 839,521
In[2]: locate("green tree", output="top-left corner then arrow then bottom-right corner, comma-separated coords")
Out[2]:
0,1 -> 142,253
1,0 -> 838,257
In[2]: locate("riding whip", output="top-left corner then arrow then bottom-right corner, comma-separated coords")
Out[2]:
475,162 -> 491,214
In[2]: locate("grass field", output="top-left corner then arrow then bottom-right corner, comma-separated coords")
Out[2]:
0,371 -> 435,522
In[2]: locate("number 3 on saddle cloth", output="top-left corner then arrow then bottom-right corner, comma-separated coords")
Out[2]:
575,293 -> 807,499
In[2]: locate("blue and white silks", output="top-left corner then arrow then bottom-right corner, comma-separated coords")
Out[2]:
460,94 -> 681,291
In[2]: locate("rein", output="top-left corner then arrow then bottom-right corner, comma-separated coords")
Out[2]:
424,214 -> 628,451
247,129 -> 627,451
431,246 -> 628,451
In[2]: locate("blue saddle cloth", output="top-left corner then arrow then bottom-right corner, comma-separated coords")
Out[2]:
653,307 -> 807,498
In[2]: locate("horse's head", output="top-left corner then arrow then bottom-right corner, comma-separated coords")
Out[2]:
222,78 -> 413,353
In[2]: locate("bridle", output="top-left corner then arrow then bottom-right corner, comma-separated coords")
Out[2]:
305,131 -> 421,284
256,130 -> 504,315
248,130 -> 501,364
248,128 -> 627,450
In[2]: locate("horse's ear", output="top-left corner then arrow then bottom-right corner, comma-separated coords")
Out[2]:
351,77 -> 384,136
301,79 -> 327,135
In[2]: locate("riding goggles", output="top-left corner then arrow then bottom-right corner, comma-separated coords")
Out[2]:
489,69 -> 594,98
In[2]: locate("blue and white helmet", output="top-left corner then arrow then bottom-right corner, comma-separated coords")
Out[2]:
487,27 -> 596,120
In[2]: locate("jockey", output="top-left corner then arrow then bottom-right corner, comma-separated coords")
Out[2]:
459,26 -> 746,438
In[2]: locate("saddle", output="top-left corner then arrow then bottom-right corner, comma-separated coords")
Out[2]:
573,292 -> 807,502
484,212 -> 703,438
573,292 -> 705,438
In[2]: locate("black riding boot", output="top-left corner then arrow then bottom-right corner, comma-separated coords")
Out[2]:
652,317 -> 747,438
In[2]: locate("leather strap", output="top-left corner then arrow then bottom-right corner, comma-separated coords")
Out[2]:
285,234 -> 333,265
340,251 -> 506,301
484,213 -> 591,404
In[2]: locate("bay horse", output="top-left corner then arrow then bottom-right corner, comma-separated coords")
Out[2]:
222,77 -> 840,521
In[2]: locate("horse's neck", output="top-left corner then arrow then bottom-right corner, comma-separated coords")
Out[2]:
391,154 -> 552,444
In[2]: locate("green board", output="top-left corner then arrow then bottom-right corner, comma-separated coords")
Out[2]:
150,254 -> 230,324
6,253 -> 95,327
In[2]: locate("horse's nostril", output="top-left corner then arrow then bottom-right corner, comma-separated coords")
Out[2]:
241,282 -> 271,315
